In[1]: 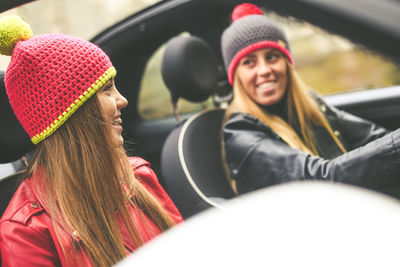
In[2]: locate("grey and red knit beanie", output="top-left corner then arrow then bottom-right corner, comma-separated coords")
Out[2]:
221,3 -> 293,84
0,16 -> 115,144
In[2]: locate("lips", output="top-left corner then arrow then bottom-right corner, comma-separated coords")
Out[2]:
257,81 -> 276,89
112,118 -> 123,135
257,81 -> 277,95
112,118 -> 122,126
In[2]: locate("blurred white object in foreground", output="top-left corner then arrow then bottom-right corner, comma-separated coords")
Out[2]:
117,181 -> 400,267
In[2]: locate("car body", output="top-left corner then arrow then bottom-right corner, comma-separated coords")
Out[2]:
1,0 -> 400,265
1,0 -> 400,221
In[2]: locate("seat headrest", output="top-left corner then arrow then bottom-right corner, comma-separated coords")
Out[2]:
161,36 -> 218,103
0,71 -> 34,163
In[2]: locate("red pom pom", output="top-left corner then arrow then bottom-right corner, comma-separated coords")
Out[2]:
232,3 -> 264,21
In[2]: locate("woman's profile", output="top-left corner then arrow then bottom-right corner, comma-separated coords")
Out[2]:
0,16 -> 182,266
221,3 -> 400,197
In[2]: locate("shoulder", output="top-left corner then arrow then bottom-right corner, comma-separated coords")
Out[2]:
224,112 -> 260,129
224,112 -> 281,142
223,112 -> 284,165
129,157 -> 158,185
0,179 -> 55,252
129,156 -> 164,196
1,179 -> 44,225
129,156 -> 151,169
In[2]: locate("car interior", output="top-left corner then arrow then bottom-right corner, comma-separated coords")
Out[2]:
160,35 -> 237,218
0,71 -> 33,217
90,0 -> 400,176
1,0 -> 400,222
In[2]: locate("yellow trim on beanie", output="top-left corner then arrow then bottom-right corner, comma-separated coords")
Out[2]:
31,66 -> 116,144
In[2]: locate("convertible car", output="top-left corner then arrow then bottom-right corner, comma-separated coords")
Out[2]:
0,1 -> 400,263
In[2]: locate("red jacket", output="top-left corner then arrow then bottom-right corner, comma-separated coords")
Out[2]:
0,157 -> 183,266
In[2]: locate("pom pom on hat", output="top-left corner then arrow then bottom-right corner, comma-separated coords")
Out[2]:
0,16 -> 33,56
232,3 -> 264,21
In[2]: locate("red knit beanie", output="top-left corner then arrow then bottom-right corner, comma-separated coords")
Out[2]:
0,16 -> 116,144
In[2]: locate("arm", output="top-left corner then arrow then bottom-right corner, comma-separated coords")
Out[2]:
224,113 -> 400,196
317,94 -> 390,149
0,221 -> 60,267
333,108 -> 389,149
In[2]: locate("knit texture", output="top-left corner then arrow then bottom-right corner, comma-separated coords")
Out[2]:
5,33 -> 115,144
221,5 -> 293,84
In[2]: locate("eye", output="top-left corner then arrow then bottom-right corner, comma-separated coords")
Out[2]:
266,52 -> 281,62
241,58 -> 255,67
102,81 -> 113,92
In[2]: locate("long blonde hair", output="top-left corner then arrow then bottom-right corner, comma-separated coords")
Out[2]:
224,61 -> 346,155
25,95 -> 176,266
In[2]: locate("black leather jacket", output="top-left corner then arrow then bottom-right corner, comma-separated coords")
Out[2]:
223,97 -> 400,198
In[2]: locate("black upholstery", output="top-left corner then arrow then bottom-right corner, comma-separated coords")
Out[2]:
0,71 -> 30,218
161,109 -> 235,218
160,36 -> 235,218
0,171 -> 24,217
0,71 -> 34,163
161,35 -> 218,103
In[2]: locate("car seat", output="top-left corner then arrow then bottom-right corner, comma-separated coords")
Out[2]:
0,71 -> 33,218
160,36 -> 236,219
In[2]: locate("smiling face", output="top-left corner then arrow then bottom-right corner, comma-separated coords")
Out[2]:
236,47 -> 288,106
96,78 -> 128,147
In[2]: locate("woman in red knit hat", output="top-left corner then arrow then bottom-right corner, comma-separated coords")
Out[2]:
221,3 -> 400,196
0,16 -> 182,266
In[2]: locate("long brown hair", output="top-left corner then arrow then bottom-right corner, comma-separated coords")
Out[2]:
224,60 -> 346,155
25,94 -> 176,266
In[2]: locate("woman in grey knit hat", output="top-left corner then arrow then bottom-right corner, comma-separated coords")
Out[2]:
222,3 -> 400,197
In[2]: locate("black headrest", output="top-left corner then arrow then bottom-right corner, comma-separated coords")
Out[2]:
161,36 -> 218,103
0,71 -> 34,163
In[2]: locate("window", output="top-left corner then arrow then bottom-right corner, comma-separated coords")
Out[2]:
267,12 -> 400,95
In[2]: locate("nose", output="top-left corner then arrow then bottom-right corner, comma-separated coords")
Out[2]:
257,59 -> 271,76
117,91 -> 128,110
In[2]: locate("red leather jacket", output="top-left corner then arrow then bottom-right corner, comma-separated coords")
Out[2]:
0,157 -> 183,266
